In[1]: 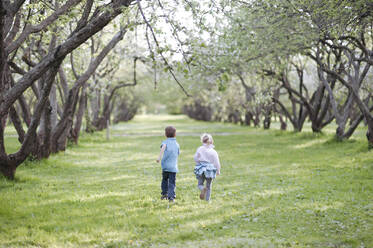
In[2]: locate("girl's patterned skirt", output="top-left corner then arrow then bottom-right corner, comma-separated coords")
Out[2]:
194,162 -> 217,179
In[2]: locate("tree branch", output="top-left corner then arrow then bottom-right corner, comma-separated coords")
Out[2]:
6,0 -> 82,54
0,0 -> 133,119
137,0 -> 191,97
51,26 -> 129,144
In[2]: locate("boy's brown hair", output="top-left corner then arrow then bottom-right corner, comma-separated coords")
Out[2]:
165,126 -> 176,138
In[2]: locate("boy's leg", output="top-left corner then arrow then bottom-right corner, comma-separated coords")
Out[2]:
167,172 -> 176,200
205,178 -> 213,201
161,171 -> 169,198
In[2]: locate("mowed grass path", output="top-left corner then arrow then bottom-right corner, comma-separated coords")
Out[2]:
0,115 -> 372,247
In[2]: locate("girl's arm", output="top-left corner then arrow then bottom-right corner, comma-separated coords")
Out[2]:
193,148 -> 200,163
215,153 -> 221,175
156,144 -> 167,163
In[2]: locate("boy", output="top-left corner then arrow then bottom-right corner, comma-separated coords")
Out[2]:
156,126 -> 180,202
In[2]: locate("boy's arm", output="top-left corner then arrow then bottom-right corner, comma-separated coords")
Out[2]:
156,144 -> 167,163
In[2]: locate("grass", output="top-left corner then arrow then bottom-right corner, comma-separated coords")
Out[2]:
0,115 -> 372,247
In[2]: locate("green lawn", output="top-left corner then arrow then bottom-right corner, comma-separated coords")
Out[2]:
0,115 -> 372,247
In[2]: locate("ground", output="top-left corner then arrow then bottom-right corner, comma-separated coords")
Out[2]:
0,115 -> 372,247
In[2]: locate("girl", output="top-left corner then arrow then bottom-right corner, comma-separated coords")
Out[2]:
193,133 -> 221,201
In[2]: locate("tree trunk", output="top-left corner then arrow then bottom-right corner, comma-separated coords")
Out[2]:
50,83 -> 58,128
342,110 -> 368,140
253,106 -> 261,127
244,111 -> 252,126
9,106 -> 25,143
263,108 -> 271,129
38,74 -> 48,138
17,94 -> 31,126
367,123 -> 373,149
51,87 -> 80,153
347,77 -> 373,147
70,84 -> 87,143
0,162 -> 16,180
91,87 -> 101,127
85,102 -> 94,133
40,98 -> 52,159
279,115 -> 287,130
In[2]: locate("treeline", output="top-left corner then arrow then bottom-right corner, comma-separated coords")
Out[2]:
180,0 -> 373,147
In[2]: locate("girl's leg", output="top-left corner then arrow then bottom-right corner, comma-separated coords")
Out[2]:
199,175 -> 208,200
197,175 -> 205,191
205,178 -> 213,201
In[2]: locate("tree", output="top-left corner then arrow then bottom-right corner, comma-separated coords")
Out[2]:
0,0 -> 134,179
302,0 -> 373,144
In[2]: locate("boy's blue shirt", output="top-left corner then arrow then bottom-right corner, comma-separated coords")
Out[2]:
161,137 -> 180,173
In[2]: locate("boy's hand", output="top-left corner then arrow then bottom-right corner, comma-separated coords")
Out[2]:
157,144 -> 166,163
217,170 -> 220,176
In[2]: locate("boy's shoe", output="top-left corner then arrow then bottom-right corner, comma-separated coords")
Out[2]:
200,187 -> 207,200
169,199 -> 175,203
161,195 -> 168,200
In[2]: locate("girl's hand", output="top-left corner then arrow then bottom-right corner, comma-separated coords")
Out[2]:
217,170 -> 220,176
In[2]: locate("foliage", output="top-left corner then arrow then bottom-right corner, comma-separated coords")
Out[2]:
168,0 -> 373,141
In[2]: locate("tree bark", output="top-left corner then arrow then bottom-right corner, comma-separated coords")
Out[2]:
50,83 -> 58,128
263,108 -> 271,129
40,99 -> 52,159
9,105 -> 25,143
17,94 -> 31,126
70,84 -> 87,144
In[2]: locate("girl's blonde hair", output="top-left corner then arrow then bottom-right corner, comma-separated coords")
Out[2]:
201,133 -> 213,144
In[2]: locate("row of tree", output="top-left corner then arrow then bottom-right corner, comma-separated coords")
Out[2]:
0,0 -> 146,179
175,0 -> 373,147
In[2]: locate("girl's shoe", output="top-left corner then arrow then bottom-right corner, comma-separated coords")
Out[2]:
200,187 -> 207,200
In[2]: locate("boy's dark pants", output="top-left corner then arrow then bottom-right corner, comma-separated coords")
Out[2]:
161,171 -> 176,200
